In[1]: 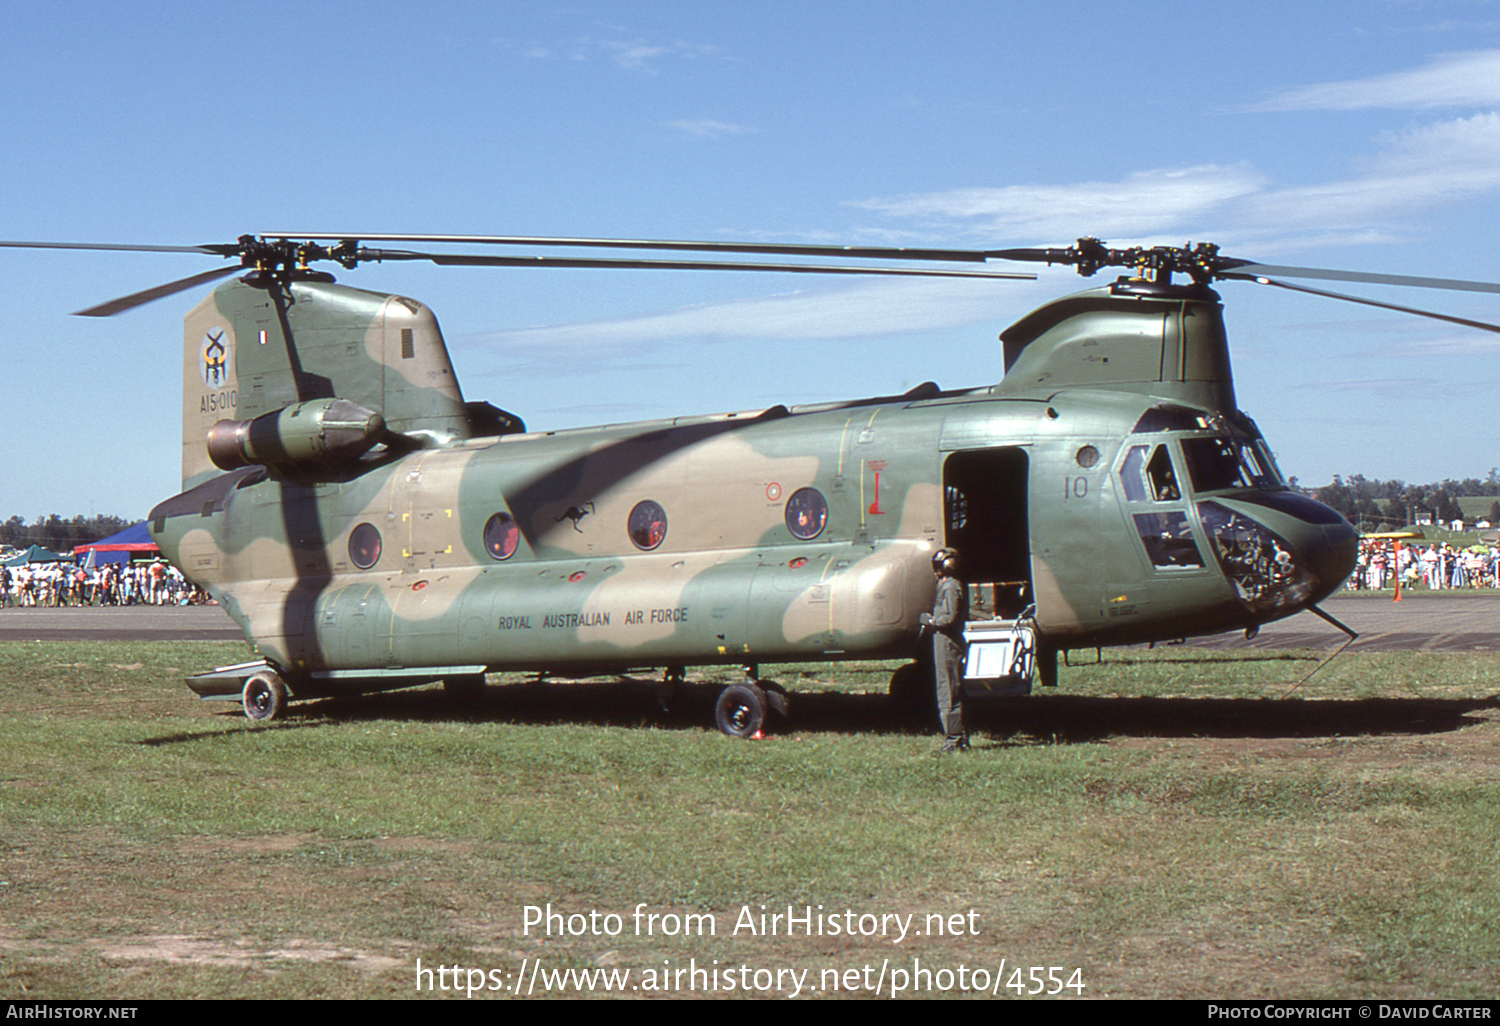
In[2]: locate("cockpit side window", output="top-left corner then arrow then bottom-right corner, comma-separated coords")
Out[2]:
1252,440 -> 1286,485
1132,511 -> 1205,569
1120,444 -> 1180,503
1119,442 -> 1204,570
1119,445 -> 1149,502
1181,435 -> 1282,493
1182,436 -> 1245,491
1240,444 -> 1268,482
1147,446 -> 1179,502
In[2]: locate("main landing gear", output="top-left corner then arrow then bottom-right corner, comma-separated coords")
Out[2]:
713,665 -> 789,739
241,669 -> 288,721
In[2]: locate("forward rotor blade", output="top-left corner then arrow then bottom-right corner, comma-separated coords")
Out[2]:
0,239 -> 238,257
365,248 -> 1034,279
1233,274 -> 1500,334
270,232 -> 1001,264
73,265 -> 243,317
1219,261 -> 1500,295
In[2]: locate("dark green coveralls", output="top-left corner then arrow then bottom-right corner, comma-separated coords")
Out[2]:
928,574 -> 968,744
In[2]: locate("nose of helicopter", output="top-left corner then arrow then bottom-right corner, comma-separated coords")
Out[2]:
1197,494 -> 1358,619
1299,519 -> 1360,601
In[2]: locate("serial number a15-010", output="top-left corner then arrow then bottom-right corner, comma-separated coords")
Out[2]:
201,390 -> 237,414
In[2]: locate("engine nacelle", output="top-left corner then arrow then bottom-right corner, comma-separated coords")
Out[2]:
207,397 -> 386,470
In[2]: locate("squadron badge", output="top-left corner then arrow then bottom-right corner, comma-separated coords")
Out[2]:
201,328 -> 230,388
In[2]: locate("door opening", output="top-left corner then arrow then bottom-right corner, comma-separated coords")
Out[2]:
943,447 -> 1031,617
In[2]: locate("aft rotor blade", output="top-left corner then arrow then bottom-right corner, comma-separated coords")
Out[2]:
985,247 -> 1080,264
364,248 -> 1035,279
1220,261 -> 1500,295
1235,274 -> 1500,335
73,265 -> 243,317
270,232 -> 1002,264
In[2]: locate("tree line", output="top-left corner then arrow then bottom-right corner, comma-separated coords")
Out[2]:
1311,472 -> 1500,531
0,514 -> 133,554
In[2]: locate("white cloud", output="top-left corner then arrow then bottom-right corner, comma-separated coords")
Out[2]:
664,119 -> 759,139
471,275 -> 1052,359
498,32 -> 733,74
843,110 -> 1500,249
1310,377 -> 1440,394
848,165 -> 1267,242
1241,113 -> 1500,230
1245,48 -> 1500,111
605,42 -> 672,71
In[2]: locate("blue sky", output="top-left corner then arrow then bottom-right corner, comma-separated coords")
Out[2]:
6,0 -> 1500,518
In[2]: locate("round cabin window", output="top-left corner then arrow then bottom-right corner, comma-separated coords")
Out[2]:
628,500 -> 668,551
785,487 -> 828,540
348,522 -> 382,569
483,512 -> 520,560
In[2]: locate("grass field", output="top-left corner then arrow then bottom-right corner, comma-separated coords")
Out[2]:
1,638 -> 1498,999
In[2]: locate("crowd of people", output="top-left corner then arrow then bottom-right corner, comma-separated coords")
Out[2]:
0,559 -> 212,607
1350,539 -> 1500,591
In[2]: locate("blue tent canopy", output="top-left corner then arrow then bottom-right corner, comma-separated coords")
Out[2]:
72,521 -> 160,565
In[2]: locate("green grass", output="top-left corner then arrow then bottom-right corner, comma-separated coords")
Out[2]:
2,640 -> 1499,998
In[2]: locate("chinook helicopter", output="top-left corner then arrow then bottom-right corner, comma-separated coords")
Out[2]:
9,232 -> 1500,735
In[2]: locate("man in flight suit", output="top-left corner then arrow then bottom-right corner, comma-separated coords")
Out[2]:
920,547 -> 969,752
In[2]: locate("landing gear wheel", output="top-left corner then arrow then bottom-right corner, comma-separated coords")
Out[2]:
715,682 -> 768,738
242,671 -> 288,722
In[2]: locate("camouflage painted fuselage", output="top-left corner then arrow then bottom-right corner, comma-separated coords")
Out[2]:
150,273 -> 1357,688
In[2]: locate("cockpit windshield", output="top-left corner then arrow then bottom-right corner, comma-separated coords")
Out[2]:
1180,435 -> 1284,493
